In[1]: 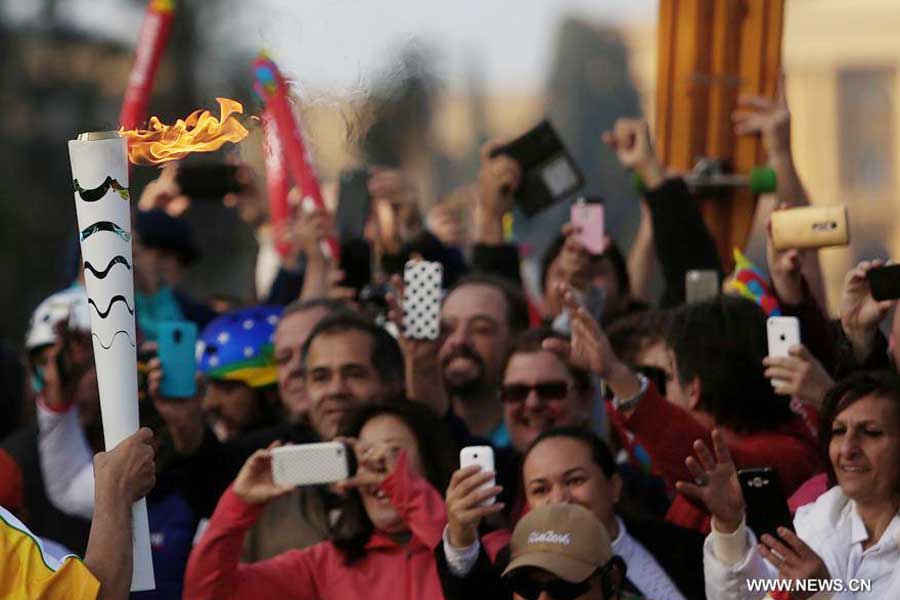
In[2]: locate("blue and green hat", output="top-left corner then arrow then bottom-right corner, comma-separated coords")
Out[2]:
197,305 -> 282,388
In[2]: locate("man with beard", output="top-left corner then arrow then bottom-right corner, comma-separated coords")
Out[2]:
438,274 -> 530,446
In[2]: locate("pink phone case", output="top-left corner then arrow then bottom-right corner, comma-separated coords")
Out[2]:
571,201 -> 605,255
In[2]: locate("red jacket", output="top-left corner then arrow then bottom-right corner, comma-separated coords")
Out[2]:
184,453 -> 509,600
612,383 -> 823,534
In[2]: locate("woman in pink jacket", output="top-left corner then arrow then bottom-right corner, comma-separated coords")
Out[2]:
184,401 -> 509,600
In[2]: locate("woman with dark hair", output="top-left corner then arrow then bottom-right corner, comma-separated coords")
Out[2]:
685,371 -> 900,599
184,401 -> 509,600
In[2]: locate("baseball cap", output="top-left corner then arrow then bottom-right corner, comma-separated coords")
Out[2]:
502,503 -> 612,584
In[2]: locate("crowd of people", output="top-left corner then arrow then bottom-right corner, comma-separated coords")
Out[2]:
2,79 -> 900,600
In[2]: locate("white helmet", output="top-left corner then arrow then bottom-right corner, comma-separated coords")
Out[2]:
25,286 -> 92,351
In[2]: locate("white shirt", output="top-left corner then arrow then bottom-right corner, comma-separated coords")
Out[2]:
705,486 -> 900,599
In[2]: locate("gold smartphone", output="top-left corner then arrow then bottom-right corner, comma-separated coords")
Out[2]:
770,205 -> 849,251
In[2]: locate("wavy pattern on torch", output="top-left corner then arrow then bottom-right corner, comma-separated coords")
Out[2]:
73,176 -> 130,202
84,256 -> 132,279
89,295 -> 135,318
92,330 -> 136,350
80,221 -> 131,243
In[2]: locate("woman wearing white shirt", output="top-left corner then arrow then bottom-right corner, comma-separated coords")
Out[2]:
678,371 -> 900,599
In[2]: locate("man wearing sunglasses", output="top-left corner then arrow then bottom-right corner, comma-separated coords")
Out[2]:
503,503 -> 638,600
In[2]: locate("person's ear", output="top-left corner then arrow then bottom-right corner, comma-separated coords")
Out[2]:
609,473 -> 624,505
687,376 -> 702,411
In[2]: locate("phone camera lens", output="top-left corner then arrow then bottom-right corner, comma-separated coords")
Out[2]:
173,329 -> 182,343
780,334 -> 786,341
473,454 -> 478,459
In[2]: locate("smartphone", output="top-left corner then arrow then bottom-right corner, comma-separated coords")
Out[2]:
490,121 -> 584,217
867,264 -> 900,301
738,468 -> 794,540
403,260 -> 443,340
685,270 -> 720,304
157,321 -> 198,398
570,198 -> 605,255
770,205 -> 849,251
176,163 -> 242,199
459,446 -> 496,507
335,169 -> 372,242
338,238 -> 372,295
767,316 -> 801,390
271,442 -> 354,488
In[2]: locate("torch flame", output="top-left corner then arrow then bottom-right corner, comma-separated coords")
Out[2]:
120,97 -> 249,165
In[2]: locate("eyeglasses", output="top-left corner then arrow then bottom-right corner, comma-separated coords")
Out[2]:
506,573 -> 591,600
506,556 -> 626,600
500,381 -> 570,403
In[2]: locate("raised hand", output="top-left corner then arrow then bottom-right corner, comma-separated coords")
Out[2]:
385,274 -> 448,415
475,139 -> 521,244
557,223 -> 594,291
367,168 -> 422,254
733,74 -> 791,163
445,466 -> 505,548
542,283 -> 617,378
840,260 -> 897,360
841,259 -> 896,333
758,528 -> 830,600
675,430 -> 746,533
146,355 -> 205,454
137,163 -> 190,216
601,118 -> 664,189
763,344 -> 833,408
94,427 -> 157,504
765,205 -> 805,305
233,442 -> 293,505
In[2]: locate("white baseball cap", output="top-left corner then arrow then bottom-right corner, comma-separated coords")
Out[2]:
25,286 -> 91,350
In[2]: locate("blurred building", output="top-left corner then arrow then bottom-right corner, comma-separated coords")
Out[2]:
620,0 -> 900,313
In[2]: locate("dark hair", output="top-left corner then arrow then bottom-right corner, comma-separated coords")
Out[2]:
300,313 -> 405,385
606,309 -> 669,367
446,273 -> 530,335
819,371 -> 900,489
666,295 -> 793,433
504,328 -> 592,393
330,401 -> 458,564
525,426 -> 618,479
282,297 -> 350,320
539,234 -> 631,296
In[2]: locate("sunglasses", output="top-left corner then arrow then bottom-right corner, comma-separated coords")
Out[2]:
506,573 -> 591,600
506,556 -> 627,600
500,381 -> 570,403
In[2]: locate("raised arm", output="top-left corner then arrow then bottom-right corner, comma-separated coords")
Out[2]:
183,444 -> 308,600
37,400 -> 95,519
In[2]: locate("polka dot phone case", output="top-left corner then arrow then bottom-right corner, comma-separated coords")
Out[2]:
403,260 -> 443,340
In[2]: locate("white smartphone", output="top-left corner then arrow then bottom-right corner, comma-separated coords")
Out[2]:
403,260 -> 443,340
270,442 -> 351,488
766,316 -> 801,389
459,446 -> 496,507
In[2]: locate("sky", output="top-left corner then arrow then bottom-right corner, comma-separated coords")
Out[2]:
3,0 -> 657,94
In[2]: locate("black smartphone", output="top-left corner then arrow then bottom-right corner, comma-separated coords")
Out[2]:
867,264 -> 900,301
176,163 -> 242,199
335,169 -> 372,242
738,467 -> 794,540
338,238 -> 372,295
489,120 -> 584,217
